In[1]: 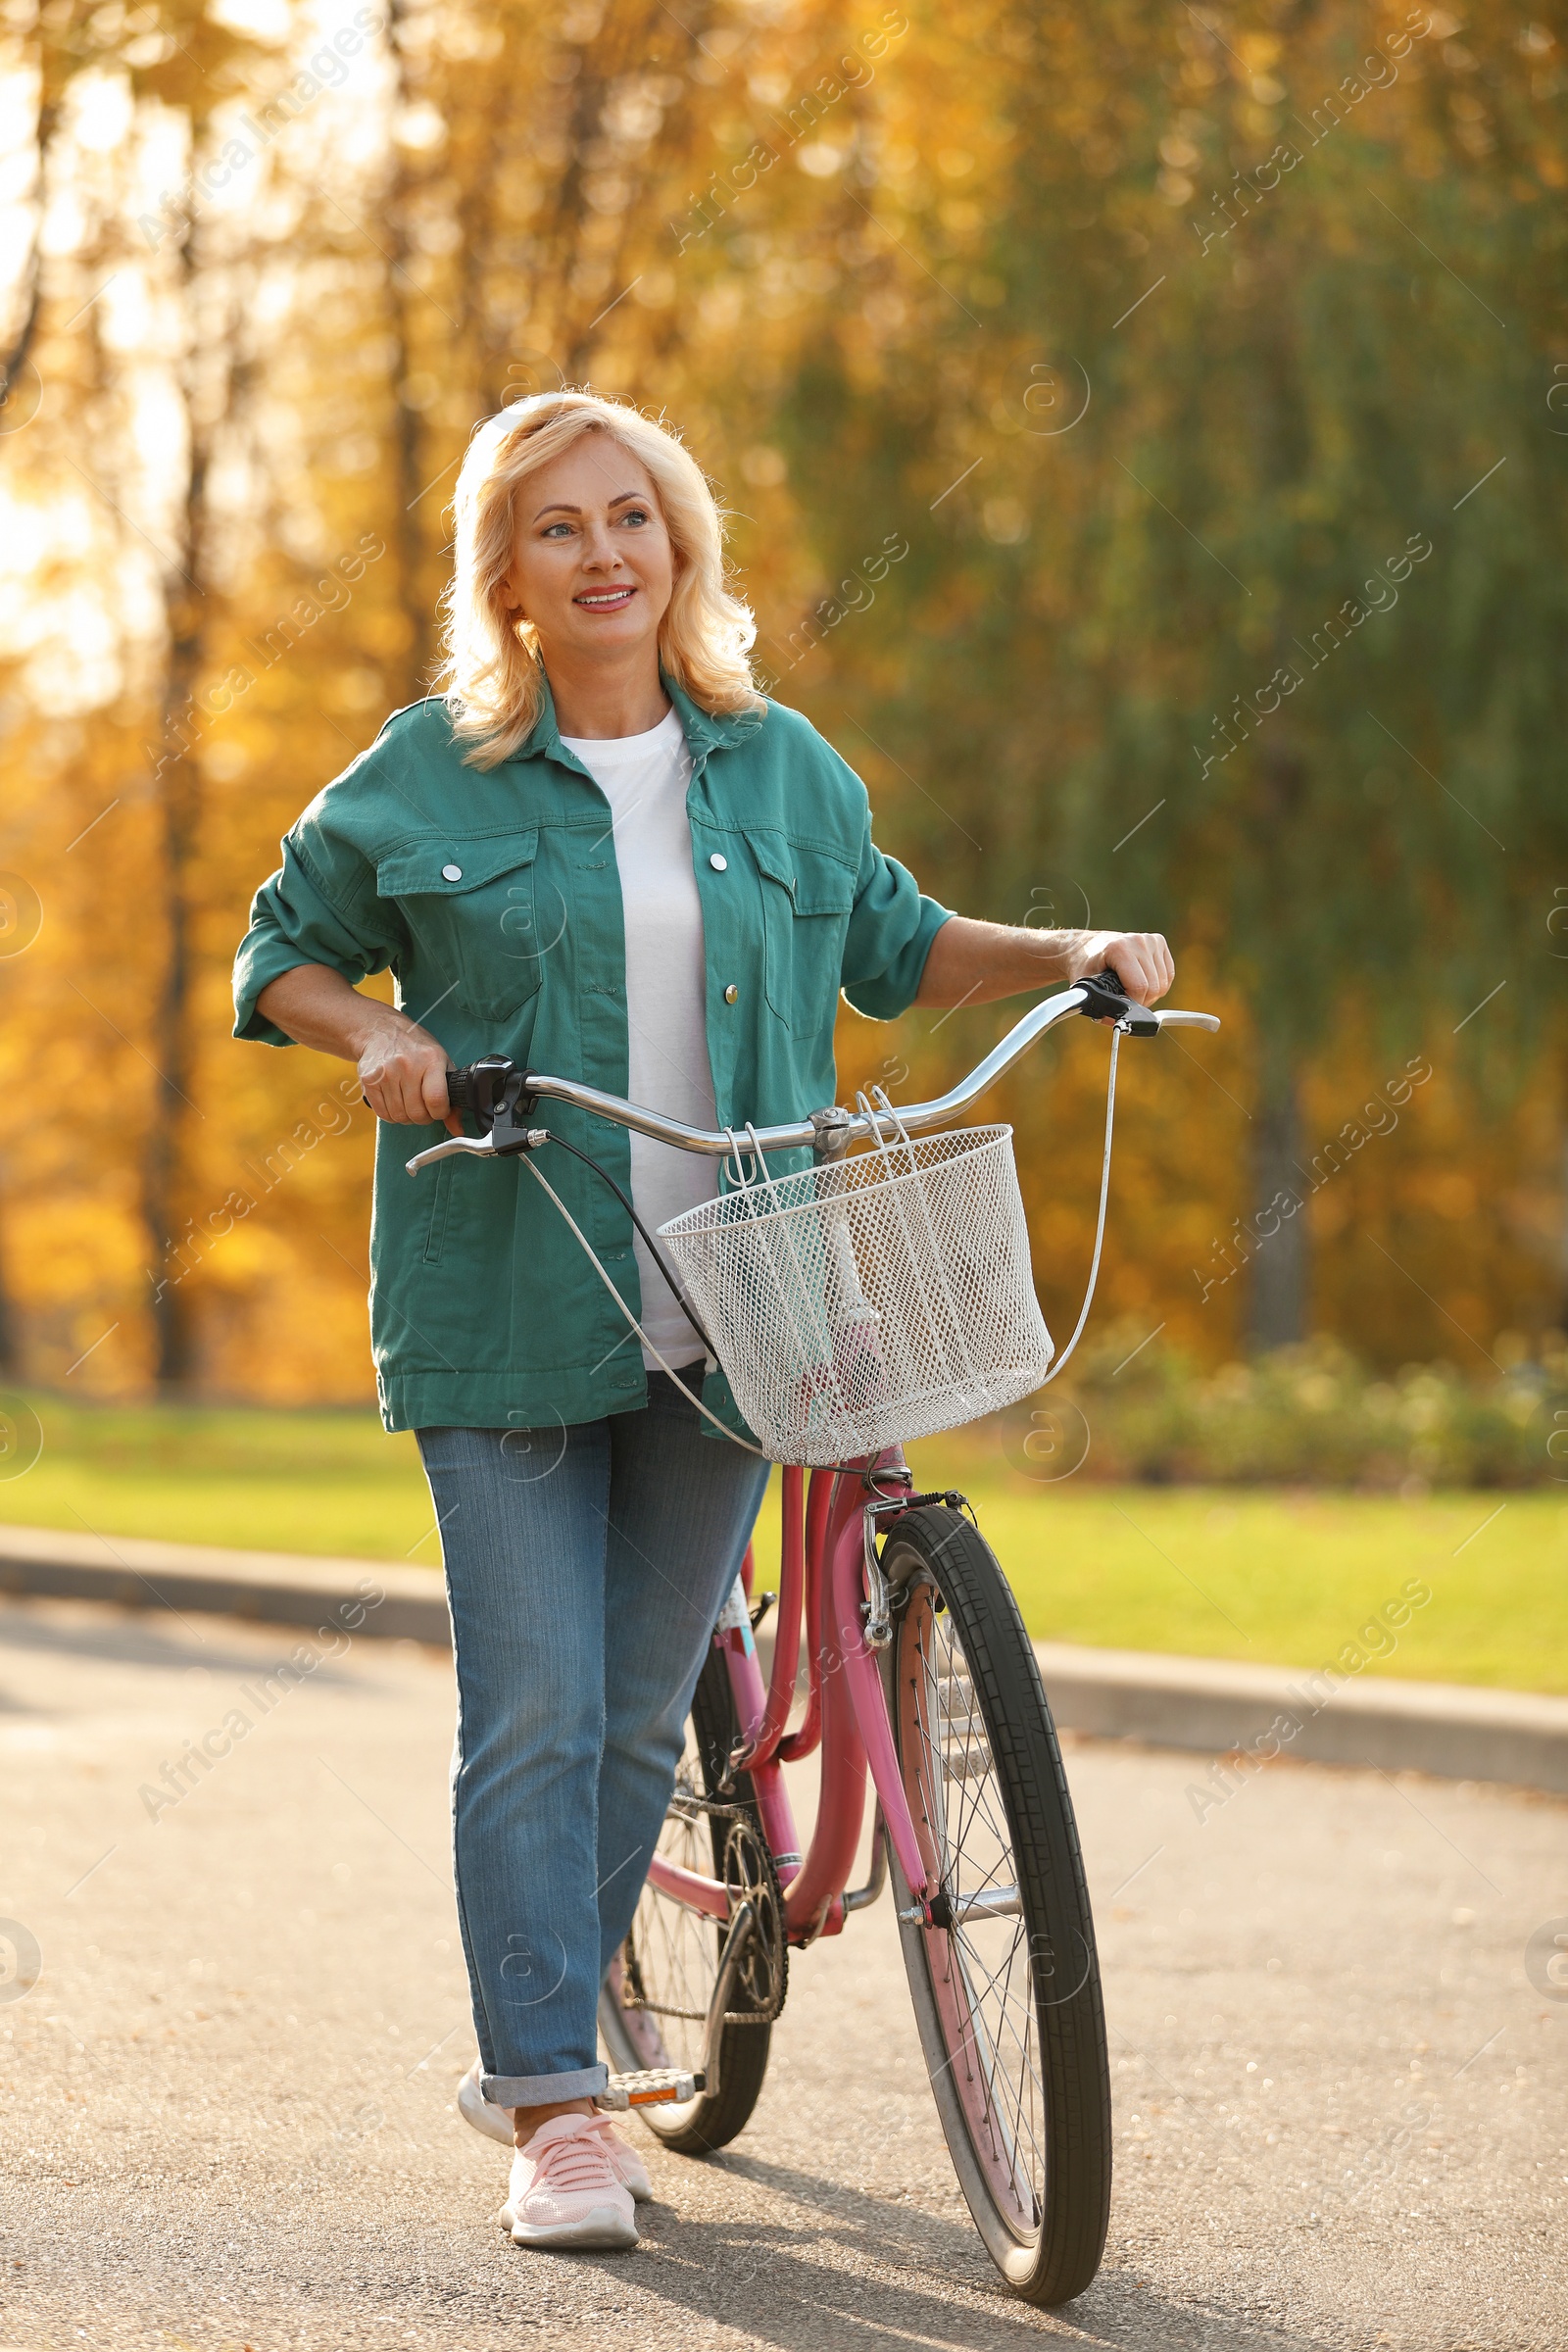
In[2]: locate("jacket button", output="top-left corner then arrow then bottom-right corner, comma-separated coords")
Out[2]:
710,852 -> 728,871
723,983 -> 739,1004
442,863 -> 463,881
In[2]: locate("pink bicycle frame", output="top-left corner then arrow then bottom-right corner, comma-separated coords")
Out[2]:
643,1452 -> 934,1942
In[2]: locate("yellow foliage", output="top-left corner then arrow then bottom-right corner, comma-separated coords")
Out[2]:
0,0 -> 1560,1401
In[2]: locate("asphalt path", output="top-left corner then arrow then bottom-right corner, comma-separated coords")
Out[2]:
0,1592 -> 1561,2351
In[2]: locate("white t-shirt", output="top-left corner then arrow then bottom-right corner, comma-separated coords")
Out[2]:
560,708 -> 718,1369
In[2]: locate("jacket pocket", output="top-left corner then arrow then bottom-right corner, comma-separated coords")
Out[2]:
421,1155 -> 456,1265
744,827 -> 858,1038
376,832 -> 546,1022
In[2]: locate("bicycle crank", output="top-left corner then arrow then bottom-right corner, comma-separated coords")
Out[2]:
720,1815 -> 788,2025
689,1819 -> 789,2105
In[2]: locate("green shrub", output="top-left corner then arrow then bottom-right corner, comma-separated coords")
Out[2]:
1009,1332 -> 1568,1488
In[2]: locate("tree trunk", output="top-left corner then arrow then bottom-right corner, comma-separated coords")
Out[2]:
145,658 -> 205,1389
1247,720 -> 1310,1354
145,229 -> 214,1392
145,734 -> 201,1389
1248,1052 -> 1308,1353
0,74 -> 57,421
385,0 -> 433,697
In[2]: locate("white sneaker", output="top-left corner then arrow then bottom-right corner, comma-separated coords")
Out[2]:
457,2060 -> 652,2200
500,2113 -> 639,2251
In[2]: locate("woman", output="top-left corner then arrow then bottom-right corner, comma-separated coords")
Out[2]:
233,389 -> 1172,2251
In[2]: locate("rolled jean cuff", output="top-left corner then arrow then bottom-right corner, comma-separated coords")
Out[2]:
481,2060 -> 609,2108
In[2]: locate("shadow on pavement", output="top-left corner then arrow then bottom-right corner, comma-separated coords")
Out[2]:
610,2152 -> 1329,2351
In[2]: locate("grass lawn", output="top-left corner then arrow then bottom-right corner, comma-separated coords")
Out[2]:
1,1395 -> 1560,1693
0,1396 -> 438,1566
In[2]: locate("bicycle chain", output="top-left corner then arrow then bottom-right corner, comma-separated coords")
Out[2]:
720,1814 -> 788,2026
666,1788 -> 754,1826
624,1785 -> 788,2029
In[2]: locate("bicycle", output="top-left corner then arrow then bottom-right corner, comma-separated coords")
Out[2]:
409,968 -> 1219,2305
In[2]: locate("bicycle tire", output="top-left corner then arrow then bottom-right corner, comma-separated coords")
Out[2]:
598,1640 -> 772,2154
879,1503 -> 1111,2305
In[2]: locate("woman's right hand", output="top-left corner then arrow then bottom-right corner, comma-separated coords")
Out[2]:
253,964 -> 464,1131
358,1016 -> 460,1129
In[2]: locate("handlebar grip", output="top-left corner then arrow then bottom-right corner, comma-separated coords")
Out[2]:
445,1054 -> 518,1123
443,1064 -> 482,1119
1075,971 -> 1140,1023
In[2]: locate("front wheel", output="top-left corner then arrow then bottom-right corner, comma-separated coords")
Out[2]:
880,1505 -> 1112,2305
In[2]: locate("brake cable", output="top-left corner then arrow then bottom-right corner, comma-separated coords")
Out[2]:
531,1127 -> 716,1359
1036,1026 -> 1120,1388
516,1150 -> 768,1457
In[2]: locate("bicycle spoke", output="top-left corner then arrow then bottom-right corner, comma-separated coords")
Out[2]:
900,1587 -> 1053,2231
950,1919 -> 1044,2186
939,1931 -> 1035,2215
620,1727 -> 723,2069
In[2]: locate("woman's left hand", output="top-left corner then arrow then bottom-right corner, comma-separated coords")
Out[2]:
1067,929 -> 1174,1005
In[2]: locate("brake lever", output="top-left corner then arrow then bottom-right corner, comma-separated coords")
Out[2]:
1075,971 -> 1159,1033
407,1134 -> 501,1175
407,1119 -> 553,1175
1074,972 -> 1220,1036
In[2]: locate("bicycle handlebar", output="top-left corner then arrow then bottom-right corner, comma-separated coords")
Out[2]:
406,973 -> 1219,1175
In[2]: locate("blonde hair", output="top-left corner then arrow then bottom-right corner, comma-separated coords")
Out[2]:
438,390 -> 764,767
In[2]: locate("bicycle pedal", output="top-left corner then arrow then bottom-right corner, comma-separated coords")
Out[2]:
598,2067 -> 705,2111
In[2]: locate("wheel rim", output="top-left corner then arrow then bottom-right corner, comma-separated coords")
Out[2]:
897,1579 -> 1046,2240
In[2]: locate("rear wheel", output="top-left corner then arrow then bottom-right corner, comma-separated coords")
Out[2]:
880,1504 -> 1111,2305
598,1640 -> 775,2153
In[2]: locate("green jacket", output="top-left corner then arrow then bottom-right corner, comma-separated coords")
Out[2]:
232,679 -> 953,1435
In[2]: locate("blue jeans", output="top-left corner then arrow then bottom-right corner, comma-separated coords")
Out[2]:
417,1375 -> 768,2107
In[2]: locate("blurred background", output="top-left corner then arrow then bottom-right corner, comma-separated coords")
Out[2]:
1,0 -> 1566,1646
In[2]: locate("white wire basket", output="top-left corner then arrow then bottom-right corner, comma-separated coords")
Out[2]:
658,1122 -> 1054,1466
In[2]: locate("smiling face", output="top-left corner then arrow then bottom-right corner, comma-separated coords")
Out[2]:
499,430 -> 676,679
